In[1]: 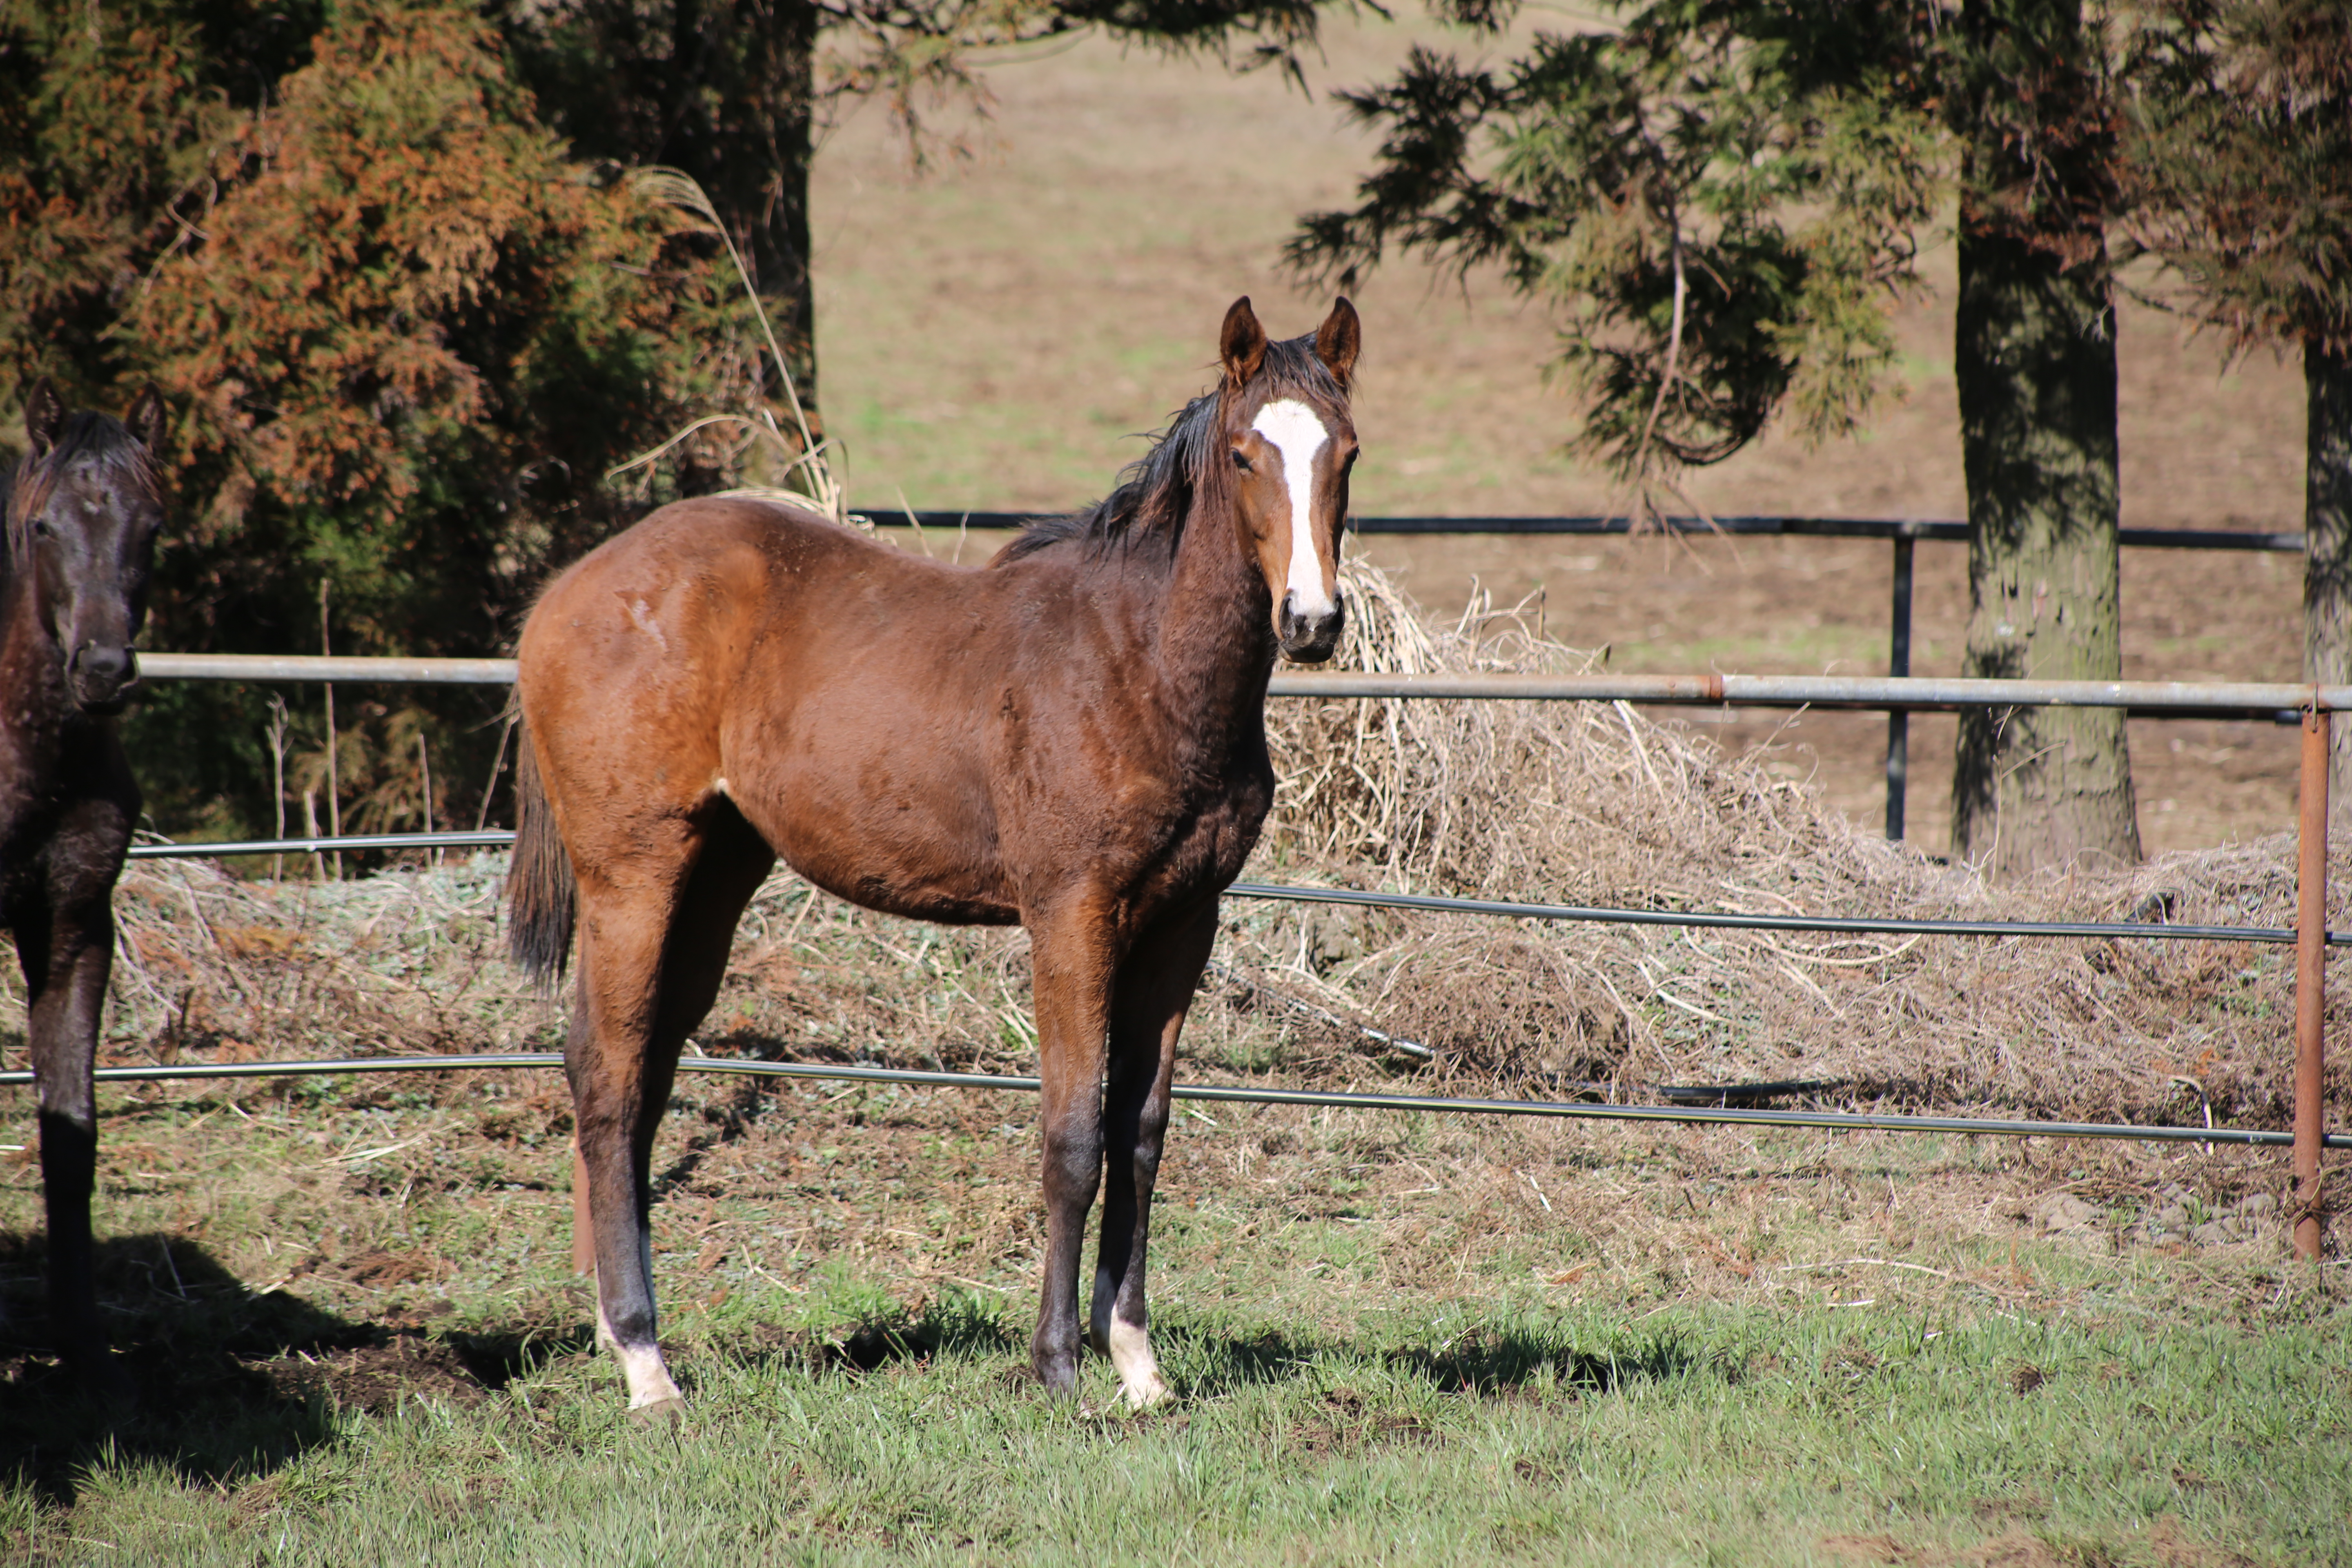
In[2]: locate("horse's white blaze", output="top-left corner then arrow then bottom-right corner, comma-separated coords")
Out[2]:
1251,399 -> 1333,617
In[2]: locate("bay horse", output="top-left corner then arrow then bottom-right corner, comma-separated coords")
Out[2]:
2,379 -> 168,1380
508,297 -> 1359,1415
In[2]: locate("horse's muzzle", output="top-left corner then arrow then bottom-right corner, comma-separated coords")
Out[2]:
68,643 -> 139,714
1277,590 -> 1344,664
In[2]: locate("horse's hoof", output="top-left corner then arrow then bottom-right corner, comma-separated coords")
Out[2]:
1119,1376 -> 1172,1412
1029,1360 -> 1080,1402
629,1395 -> 687,1428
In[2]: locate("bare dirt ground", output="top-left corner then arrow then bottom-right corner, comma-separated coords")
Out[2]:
811,8 -> 2310,860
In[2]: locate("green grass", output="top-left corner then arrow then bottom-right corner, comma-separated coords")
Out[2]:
7,1022 -> 2346,1564
7,1271 -> 2347,1566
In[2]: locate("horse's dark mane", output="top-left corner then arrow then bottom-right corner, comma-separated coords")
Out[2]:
2,412 -> 163,576
996,334 -> 1344,566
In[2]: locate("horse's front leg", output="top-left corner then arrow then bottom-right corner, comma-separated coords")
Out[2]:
1026,902 -> 1122,1399
16,886 -> 118,1375
1091,901 -> 1216,1410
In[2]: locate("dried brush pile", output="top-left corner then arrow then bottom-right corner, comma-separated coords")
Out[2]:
4,558 -> 2341,1131
1245,557 -> 2346,1129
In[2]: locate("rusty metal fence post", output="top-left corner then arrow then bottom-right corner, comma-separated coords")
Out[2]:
2296,704 -> 2331,1260
1885,533 -> 1915,839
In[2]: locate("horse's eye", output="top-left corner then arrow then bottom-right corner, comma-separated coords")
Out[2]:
1231,449 -> 1252,472
31,518 -> 53,539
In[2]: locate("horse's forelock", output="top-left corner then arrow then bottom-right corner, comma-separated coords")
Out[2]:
4,412 -> 163,562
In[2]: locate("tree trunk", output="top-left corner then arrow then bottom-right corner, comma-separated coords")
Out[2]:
2307,338 -> 2352,813
1948,0 -> 2139,875
1949,229 -> 2140,873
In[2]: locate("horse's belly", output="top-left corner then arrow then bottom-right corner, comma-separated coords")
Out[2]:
731,745 -> 1019,927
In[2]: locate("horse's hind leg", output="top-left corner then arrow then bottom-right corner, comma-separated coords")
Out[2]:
1090,902 -> 1215,1410
569,802 -> 773,1416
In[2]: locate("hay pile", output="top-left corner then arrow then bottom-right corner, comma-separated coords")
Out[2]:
3,557 -> 2341,1131
1247,558 -> 2346,1127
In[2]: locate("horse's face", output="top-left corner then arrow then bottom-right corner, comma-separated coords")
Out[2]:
13,381 -> 168,715
1220,297 -> 1360,665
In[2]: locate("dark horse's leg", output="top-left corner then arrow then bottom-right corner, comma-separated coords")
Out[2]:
1089,901 -> 1216,1409
1027,901 -> 1122,1399
16,764 -> 134,1378
568,800 -> 774,1417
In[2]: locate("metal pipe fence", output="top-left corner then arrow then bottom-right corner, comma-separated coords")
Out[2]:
875,510 -> 2307,841
133,653 -> 2352,715
33,623 -> 2343,1258
874,510 -> 2307,553
121,829 -> 2352,948
929,503 -> 2294,853
7,1051 -> 2345,1151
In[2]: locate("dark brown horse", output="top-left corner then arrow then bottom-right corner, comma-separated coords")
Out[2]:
2,380 -> 168,1378
508,297 -> 1359,1414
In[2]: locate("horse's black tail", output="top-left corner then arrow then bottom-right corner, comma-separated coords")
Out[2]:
505,721 -> 575,987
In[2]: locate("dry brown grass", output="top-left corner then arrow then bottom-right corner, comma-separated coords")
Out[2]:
7,557 -> 2339,1136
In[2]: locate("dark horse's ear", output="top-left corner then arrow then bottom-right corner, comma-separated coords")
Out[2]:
1314,297 -> 1360,389
25,377 -> 65,457
125,386 -> 167,455
1220,297 -> 1267,390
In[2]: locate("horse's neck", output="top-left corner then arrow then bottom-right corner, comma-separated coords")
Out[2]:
1146,495 -> 1276,756
0,564 -> 68,749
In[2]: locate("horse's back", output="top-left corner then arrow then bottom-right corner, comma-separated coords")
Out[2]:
515,495 -> 1013,893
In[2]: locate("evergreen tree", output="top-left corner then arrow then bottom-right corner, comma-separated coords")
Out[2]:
1287,0 -> 2144,874
2,0 -> 740,837
2122,0 -> 2352,802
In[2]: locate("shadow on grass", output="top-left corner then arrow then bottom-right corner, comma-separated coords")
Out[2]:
0,1233 -> 594,1508
726,1287 -> 1027,1377
1162,1319 -> 1708,1402
1389,1323 -> 1706,1396
737,1285 -> 1720,1408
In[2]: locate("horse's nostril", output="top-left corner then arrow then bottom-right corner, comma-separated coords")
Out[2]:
72,644 -> 134,686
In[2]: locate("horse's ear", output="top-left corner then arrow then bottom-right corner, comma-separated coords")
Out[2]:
125,386 -> 167,455
25,377 -> 64,456
1314,296 -> 1360,388
1220,297 -> 1267,389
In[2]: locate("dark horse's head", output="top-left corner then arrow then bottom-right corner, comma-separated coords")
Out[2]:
4,379 -> 168,715
1217,296 -> 1359,664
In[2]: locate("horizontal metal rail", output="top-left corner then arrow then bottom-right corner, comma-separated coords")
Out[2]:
122,829 -> 2350,947
1232,879 -> 2352,948
2,1051 -> 2337,1149
125,654 -> 2348,718
128,829 -> 517,860
138,653 -> 516,684
1265,672 -> 2346,715
867,511 -> 2307,552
